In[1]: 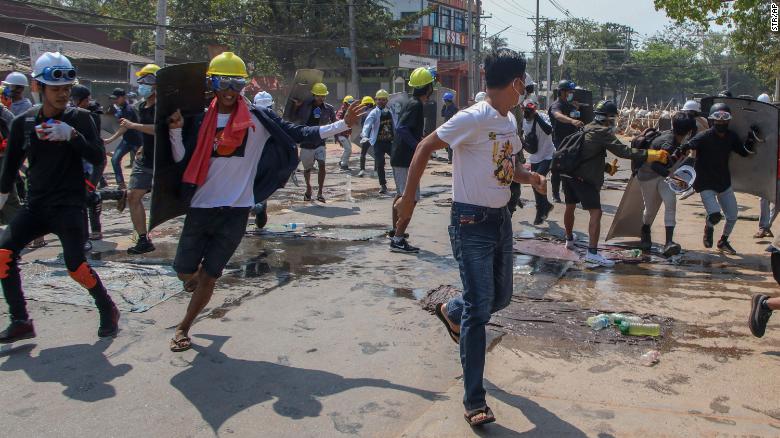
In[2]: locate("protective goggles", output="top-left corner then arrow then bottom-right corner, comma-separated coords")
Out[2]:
209,76 -> 246,92
708,110 -> 732,121
36,66 -> 77,83
137,74 -> 157,85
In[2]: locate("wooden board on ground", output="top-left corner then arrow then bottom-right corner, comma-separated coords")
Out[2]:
282,69 -> 324,121
514,239 -> 581,262
606,175 -> 644,241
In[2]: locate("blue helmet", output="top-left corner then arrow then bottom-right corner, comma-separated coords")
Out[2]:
443,92 -> 454,102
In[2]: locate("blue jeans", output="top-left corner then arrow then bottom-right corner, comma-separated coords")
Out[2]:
111,140 -> 138,185
445,202 -> 513,410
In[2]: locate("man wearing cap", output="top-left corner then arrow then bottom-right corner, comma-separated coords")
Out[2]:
549,80 -> 583,203
292,83 -> 336,202
361,89 -> 396,194
165,52 -> 363,351
2,72 -> 33,116
104,88 -> 143,190
0,52 -> 119,342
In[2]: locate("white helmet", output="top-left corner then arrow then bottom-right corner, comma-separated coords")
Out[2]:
2,72 -> 29,87
682,100 -> 701,112
758,93 -> 771,103
666,165 -> 697,194
474,91 -> 487,102
32,52 -> 76,86
253,91 -> 273,108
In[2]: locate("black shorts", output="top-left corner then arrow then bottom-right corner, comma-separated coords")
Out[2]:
562,177 -> 601,210
173,207 -> 250,278
128,162 -> 153,191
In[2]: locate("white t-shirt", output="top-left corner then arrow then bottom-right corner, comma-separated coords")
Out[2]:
191,112 -> 270,208
522,112 -> 555,164
436,101 -> 521,208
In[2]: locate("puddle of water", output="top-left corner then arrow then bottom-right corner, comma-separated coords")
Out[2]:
389,287 -> 428,300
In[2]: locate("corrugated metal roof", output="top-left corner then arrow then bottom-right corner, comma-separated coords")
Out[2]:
0,31 -> 152,64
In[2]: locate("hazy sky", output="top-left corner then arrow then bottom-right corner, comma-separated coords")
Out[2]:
481,0 -> 679,53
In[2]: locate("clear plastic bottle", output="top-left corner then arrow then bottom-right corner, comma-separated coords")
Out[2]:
587,314 -> 610,331
619,321 -> 661,337
283,223 -> 306,231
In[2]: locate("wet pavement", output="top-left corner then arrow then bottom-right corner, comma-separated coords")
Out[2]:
2,149 -> 779,437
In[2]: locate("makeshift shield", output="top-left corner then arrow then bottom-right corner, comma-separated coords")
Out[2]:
149,62 -> 208,231
282,69 -> 324,121
606,175 -> 644,240
700,96 -> 779,201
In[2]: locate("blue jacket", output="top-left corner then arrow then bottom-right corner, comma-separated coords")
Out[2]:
360,106 -> 398,146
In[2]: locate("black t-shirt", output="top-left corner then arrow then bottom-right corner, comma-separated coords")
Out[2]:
549,99 -> 579,146
377,108 -> 394,143
1,107 -> 103,208
116,102 -> 143,146
391,97 -> 424,168
687,127 -> 748,193
137,100 -> 155,168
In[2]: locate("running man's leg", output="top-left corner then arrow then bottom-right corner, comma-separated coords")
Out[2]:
360,142 -> 370,171
0,208 -> 46,322
111,140 -> 133,188
717,187 -> 739,237
639,177 -> 663,226
375,143 -> 388,188
300,148 -> 316,198
337,136 -> 352,169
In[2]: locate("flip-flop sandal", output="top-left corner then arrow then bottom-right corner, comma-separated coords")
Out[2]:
464,406 -> 495,427
434,303 -> 459,344
170,336 -> 192,352
304,193 -> 312,201
316,195 -> 326,203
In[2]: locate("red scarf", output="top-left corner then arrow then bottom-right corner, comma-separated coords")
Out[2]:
183,98 -> 254,187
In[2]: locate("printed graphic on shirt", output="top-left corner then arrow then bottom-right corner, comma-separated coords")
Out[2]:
211,127 -> 249,158
378,110 -> 394,142
492,136 -> 515,185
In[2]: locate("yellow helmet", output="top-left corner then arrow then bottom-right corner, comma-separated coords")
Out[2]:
408,66 -> 437,88
361,96 -> 375,106
375,89 -> 389,99
311,83 -> 329,96
136,63 -> 161,77
343,95 -> 355,104
207,52 -> 248,78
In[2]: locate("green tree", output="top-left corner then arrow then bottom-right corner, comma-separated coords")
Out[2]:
654,0 -> 780,92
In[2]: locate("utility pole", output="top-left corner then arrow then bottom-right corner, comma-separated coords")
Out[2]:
155,0 -> 167,66
535,0 -> 540,83
467,0 -> 474,100
545,21 -> 552,108
348,1 -> 359,97
474,0 -> 482,96
775,76 -> 779,102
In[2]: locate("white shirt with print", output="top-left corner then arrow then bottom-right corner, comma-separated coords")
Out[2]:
436,101 -> 521,209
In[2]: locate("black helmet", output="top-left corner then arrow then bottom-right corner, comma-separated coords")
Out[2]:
70,84 -> 90,101
718,90 -> 733,98
709,102 -> 731,115
525,83 -> 535,94
594,100 -> 618,116
557,80 -> 575,91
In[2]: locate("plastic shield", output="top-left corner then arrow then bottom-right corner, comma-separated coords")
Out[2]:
282,69 -> 324,121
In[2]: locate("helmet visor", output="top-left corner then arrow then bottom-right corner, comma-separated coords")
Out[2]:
137,74 -> 157,85
708,110 -> 732,121
211,76 -> 246,92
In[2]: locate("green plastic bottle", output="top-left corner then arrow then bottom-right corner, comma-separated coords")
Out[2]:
619,321 -> 660,337
609,313 -> 642,325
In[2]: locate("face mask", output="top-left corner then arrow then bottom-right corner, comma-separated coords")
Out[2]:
511,79 -> 524,107
138,84 -> 154,98
714,124 -> 729,134
566,93 -> 574,102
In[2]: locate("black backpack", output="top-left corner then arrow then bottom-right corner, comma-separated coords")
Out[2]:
522,116 -> 539,154
550,129 -> 586,175
630,127 -> 662,150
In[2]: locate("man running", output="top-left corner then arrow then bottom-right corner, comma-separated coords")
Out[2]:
104,88 -> 143,190
636,112 -> 695,256
750,236 -> 780,338
357,96 -> 376,176
292,83 -> 336,202
389,67 -> 437,253
336,95 -> 355,172
683,102 -> 757,255
119,64 -> 160,254
0,52 -> 119,342
562,100 -> 669,267
395,50 -> 546,426
166,52 -> 363,351
441,92 -> 458,164
2,72 -> 33,116
360,89 -> 396,195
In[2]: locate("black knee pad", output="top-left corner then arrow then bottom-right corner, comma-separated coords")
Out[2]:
707,212 -> 723,225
